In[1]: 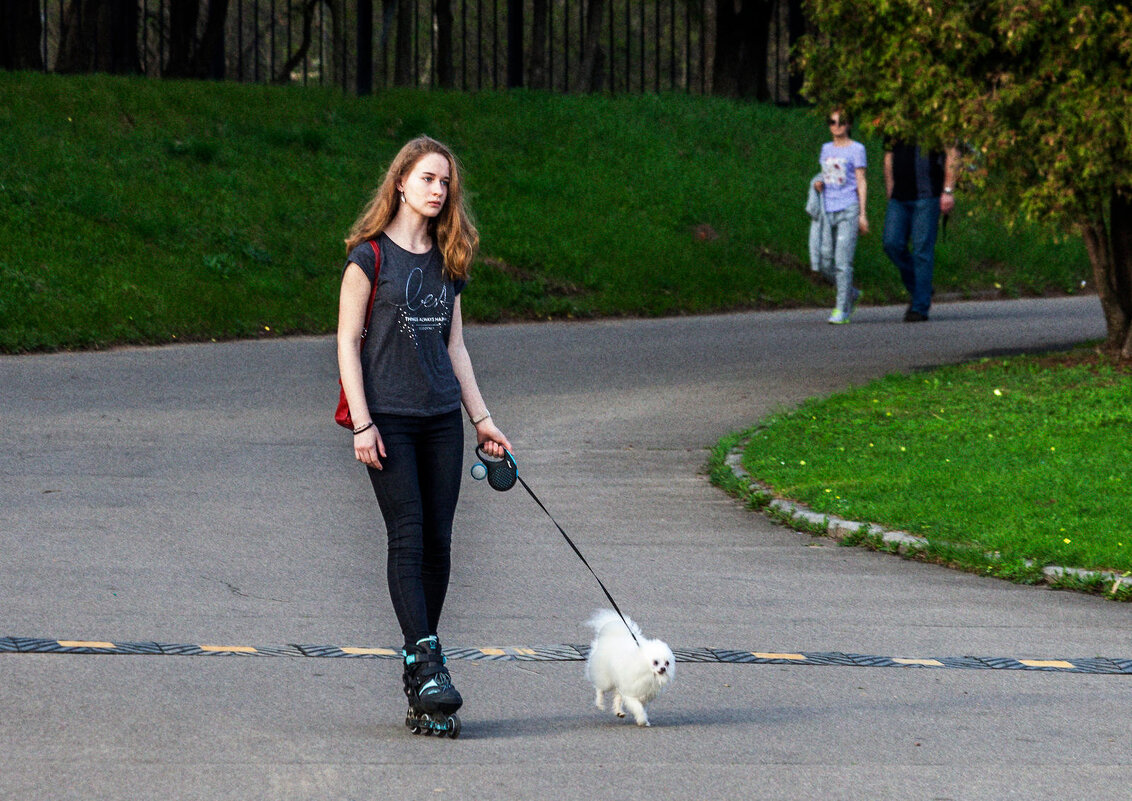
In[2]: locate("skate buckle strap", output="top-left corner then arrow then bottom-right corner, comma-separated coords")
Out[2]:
403,646 -> 449,683
404,638 -> 446,663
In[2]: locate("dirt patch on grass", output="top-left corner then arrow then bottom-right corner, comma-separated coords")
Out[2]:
967,343 -> 1132,374
479,257 -> 587,297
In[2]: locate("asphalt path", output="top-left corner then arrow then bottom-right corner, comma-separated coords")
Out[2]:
1,295 -> 1129,799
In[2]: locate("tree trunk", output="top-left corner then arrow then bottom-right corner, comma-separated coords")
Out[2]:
357,0 -> 374,94
436,0 -> 454,88
57,0 -> 140,74
164,0 -> 200,77
274,0 -> 322,84
192,0 -> 230,79
1081,188 -> 1132,358
786,0 -> 806,104
326,0 -> 344,89
713,0 -> 772,100
394,0 -> 413,86
529,0 -> 549,90
505,0 -> 522,88
579,0 -> 606,93
164,0 -> 230,79
1,0 -> 45,71
377,0 -> 397,87
1109,189 -> 1132,358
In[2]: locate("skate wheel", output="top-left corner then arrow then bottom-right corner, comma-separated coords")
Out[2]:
446,714 -> 461,739
421,713 -> 435,735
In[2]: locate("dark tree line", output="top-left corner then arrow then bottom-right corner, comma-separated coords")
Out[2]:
715,0 -> 804,101
2,0 -> 806,100
563,0 -> 805,98
2,0 -> 45,70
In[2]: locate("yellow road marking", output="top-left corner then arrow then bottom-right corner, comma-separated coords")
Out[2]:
200,645 -> 258,653
1019,659 -> 1074,669
480,648 -> 506,656
893,658 -> 944,667
753,652 -> 807,661
58,641 -> 116,649
341,647 -> 399,656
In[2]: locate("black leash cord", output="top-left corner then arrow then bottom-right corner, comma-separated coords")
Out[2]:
515,475 -> 640,646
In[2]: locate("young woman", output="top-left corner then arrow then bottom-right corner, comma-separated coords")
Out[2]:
337,136 -> 511,735
813,106 -> 869,324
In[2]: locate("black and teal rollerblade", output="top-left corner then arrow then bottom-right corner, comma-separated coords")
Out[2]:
402,636 -> 462,738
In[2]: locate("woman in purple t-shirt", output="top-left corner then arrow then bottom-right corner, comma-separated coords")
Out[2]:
812,106 -> 869,324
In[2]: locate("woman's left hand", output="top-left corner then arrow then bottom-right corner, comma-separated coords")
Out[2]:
475,419 -> 512,458
858,212 -> 870,234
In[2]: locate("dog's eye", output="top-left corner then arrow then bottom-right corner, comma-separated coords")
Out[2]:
652,660 -> 659,666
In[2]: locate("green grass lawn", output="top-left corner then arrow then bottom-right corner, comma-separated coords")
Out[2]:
711,346 -> 1132,597
0,72 -> 1091,351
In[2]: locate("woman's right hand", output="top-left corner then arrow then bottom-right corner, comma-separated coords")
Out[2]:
354,425 -> 387,470
813,179 -> 824,193
475,419 -> 512,459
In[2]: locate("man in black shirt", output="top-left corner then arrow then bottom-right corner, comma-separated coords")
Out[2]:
882,142 -> 959,321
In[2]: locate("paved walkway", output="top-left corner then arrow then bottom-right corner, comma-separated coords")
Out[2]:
1,296 -> 1128,799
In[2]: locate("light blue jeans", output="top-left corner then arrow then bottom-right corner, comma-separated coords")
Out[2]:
814,203 -> 860,314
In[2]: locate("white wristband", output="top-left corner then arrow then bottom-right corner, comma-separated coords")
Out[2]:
469,411 -> 491,425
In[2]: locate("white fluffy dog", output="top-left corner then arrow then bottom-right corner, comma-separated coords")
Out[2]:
585,609 -> 675,727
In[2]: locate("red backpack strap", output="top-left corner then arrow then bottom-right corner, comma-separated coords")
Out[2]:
361,239 -> 382,339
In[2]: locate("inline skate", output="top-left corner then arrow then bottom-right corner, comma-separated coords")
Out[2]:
402,636 -> 462,738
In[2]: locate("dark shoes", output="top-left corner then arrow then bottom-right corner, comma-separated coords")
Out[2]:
903,309 -> 929,323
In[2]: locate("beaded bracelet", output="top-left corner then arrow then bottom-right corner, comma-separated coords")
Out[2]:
352,421 -> 375,435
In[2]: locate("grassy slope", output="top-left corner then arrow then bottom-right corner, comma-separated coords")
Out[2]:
0,72 -> 1090,351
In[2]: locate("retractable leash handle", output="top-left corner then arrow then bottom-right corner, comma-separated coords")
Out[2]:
472,444 -> 640,646
471,445 -> 518,492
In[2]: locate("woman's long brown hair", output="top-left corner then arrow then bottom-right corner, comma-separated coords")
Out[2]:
344,136 -> 478,280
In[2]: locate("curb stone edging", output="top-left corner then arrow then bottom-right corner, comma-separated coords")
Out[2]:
722,448 -> 1132,600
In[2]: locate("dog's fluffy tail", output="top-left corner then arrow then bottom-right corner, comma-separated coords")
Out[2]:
587,608 -> 642,639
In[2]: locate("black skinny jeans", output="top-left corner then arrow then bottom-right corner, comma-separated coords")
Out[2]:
365,410 -> 464,647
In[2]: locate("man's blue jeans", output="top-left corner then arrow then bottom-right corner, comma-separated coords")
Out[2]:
883,197 -> 940,316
